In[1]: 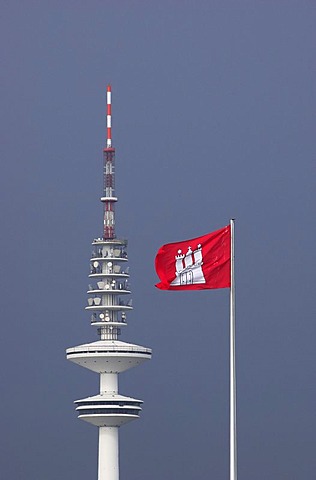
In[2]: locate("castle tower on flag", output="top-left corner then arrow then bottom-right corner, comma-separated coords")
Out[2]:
171,243 -> 206,286
66,86 -> 152,480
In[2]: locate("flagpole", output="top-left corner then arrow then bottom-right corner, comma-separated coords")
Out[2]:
230,218 -> 237,480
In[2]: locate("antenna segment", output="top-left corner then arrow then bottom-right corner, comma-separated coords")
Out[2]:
106,85 -> 112,148
102,84 -> 117,239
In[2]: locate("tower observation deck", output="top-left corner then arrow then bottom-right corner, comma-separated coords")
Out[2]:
66,85 -> 152,480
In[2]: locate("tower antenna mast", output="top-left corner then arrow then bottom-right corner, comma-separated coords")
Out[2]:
102,84 -> 117,239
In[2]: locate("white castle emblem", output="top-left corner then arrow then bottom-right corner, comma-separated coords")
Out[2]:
170,243 -> 206,286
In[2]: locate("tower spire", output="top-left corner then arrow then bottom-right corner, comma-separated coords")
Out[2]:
106,84 -> 112,148
102,84 -> 117,239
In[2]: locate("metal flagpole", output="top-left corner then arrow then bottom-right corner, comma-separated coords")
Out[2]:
230,218 -> 237,480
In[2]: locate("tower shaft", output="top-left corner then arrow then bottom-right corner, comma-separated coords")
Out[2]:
98,427 -> 119,480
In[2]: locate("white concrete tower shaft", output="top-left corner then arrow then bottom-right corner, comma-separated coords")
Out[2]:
98,427 -> 119,480
98,373 -> 119,480
66,85 -> 151,480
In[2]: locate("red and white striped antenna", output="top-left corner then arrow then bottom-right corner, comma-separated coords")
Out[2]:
102,84 -> 116,239
106,85 -> 112,148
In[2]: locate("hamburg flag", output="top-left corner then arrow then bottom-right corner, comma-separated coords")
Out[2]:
155,225 -> 231,290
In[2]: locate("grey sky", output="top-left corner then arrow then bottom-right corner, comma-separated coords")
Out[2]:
0,2 -> 315,479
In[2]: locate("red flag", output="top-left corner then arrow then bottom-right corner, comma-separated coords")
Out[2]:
155,225 -> 231,290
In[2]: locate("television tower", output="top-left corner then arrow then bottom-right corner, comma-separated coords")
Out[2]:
66,85 -> 152,480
